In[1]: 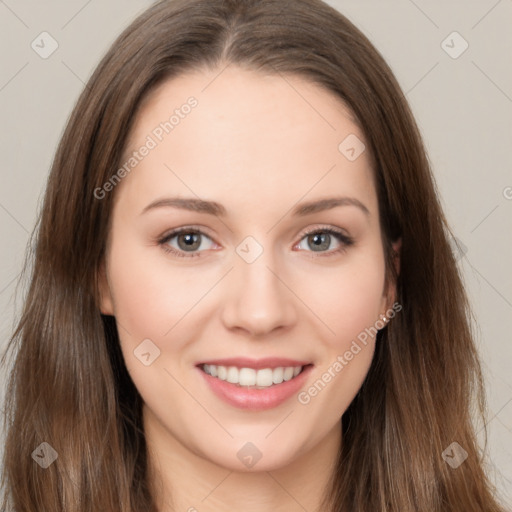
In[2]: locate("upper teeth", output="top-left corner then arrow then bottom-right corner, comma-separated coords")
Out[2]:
203,364 -> 303,387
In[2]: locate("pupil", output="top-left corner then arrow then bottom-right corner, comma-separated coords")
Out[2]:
178,233 -> 200,251
309,233 -> 329,251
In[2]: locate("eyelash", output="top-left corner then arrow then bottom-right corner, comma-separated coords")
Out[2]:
157,225 -> 354,259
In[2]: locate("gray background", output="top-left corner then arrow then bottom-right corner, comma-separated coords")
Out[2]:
0,0 -> 511,506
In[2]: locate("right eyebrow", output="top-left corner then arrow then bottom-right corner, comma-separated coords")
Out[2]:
141,197 -> 227,216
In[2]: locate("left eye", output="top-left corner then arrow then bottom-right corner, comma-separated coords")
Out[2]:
295,228 -> 353,254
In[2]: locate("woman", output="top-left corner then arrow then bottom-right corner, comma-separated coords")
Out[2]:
1,0 -> 508,510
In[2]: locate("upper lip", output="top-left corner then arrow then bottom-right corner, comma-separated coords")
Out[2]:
196,357 -> 312,370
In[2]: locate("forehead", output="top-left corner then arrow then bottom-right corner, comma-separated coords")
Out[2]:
115,65 -> 377,219
125,64 -> 363,155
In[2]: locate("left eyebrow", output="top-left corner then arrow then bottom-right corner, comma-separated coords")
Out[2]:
291,196 -> 370,217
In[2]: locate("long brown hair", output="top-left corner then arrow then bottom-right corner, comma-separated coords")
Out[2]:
1,0 -> 508,510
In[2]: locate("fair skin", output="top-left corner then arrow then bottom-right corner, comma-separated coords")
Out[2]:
99,64 -> 400,512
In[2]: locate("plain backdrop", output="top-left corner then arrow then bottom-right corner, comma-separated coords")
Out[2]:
0,0 -> 511,506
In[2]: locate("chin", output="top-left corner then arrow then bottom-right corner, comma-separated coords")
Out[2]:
193,433 -> 312,473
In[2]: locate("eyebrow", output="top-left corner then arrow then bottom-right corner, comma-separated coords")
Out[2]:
141,196 -> 370,217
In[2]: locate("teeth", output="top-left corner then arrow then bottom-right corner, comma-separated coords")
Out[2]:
225,366 -> 236,383
256,368 -> 273,387
283,367 -> 294,381
272,367 -> 284,384
217,365 -> 227,381
202,364 -> 304,387
239,368 -> 256,386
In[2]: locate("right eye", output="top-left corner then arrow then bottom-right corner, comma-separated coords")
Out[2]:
159,228 -> 217,258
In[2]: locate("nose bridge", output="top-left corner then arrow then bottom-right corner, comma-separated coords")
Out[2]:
220,237 -> 297,335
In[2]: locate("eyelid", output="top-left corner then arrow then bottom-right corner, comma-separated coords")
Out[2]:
297,224 -> 351,241
158,224 -> 215,243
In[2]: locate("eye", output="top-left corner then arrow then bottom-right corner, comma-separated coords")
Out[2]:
295,227 -> 354,256
158,225 -> 354,259
158,227 -> 216,258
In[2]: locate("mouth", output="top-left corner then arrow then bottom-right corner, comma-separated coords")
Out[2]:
196,358 -> 314,410
200,363 -> 310,389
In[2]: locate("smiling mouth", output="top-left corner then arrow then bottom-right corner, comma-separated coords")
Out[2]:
200,363 -> 311,389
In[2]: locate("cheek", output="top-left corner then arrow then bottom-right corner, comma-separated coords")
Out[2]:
295,264 -> 384,420
106,236 -> 215,344
302,252 -> 386,348
105,239 -> 208,415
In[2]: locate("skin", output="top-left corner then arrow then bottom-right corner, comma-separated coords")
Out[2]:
99,64 -> 400,512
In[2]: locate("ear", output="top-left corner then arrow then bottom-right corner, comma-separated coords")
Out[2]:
97,260 -> 114,316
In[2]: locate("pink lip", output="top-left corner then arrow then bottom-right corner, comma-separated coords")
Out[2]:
196,357 -> 311,370
196,362 -> 314,411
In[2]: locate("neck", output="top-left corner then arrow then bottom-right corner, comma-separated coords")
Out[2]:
143,405 -> 341,512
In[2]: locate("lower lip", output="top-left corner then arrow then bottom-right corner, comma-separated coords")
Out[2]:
197,365 -> 314,410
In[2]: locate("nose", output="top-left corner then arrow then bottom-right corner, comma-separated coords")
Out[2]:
220,249 -> 298,337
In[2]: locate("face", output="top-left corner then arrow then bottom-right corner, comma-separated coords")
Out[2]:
99,65 -> 399,472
